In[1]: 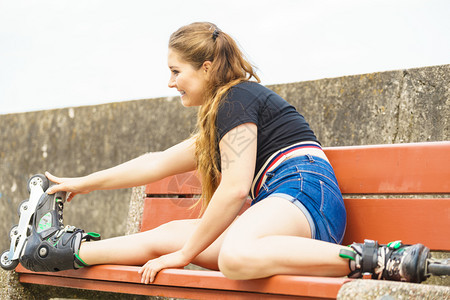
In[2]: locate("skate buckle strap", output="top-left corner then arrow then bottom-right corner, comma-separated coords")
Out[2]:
362,239 -> 378,274
388,240 -> 402,250
54,225 -> 73,238
64,225 -> 77,233
339,248 -> 356,261
74,252 -> 90,269
83,232 -> 101,241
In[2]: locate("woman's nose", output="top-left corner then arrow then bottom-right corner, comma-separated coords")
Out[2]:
168,76 -> 176,88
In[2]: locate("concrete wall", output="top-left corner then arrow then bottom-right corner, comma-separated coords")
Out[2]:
0,64 -> 448,253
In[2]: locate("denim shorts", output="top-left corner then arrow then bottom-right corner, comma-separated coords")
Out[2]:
251,155 -> 347,244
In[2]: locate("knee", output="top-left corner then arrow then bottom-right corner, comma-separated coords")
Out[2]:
154,219 -> 198,235
218,245 -> 256,280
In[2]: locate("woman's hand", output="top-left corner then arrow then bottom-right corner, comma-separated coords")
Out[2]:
138,250 -> 190,284
45,171 -> 91,202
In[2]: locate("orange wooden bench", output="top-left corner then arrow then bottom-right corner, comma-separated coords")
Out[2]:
16,141 -> 450,299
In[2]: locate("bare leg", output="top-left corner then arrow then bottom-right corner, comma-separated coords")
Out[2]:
218,196 -> 350,280
79,219 -> 224,270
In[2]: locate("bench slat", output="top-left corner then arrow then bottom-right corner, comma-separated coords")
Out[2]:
145,142 -> 450,195
343,198 -> 450,250
141,197 -> 450,251
20,274 -> 319,300
17,264 -> 350,299
140,197 -> 251,232
325,141 -> 450,194
146,171 -> 201,195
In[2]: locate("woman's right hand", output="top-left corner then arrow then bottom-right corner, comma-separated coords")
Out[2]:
45,171 -> 91,202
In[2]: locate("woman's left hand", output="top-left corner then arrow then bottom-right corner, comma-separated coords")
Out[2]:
138,250 -> 190,284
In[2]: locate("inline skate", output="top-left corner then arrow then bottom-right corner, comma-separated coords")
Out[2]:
1,174 -> 100,272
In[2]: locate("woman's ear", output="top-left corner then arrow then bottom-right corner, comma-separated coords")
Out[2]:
202,61 -> 212,74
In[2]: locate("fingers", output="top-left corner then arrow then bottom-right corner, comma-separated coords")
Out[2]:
45,172 -> 74,200
46,184 -> 61,195
45,171 -> 61,184
66,192 -> 78,202
46,182 -> 65,195
138,251 -> 189,284
47,185 -> 77,201
138,261 -> 160,284
45,172 -> 61,194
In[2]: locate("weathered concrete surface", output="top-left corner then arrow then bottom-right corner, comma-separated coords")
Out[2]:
424,251 -> 450,286
1,65 -> 448,251
0,269 -> 34,300
0,97 -> 197,251
337,279 -> 450,300
270,64 -> 449,146
125,185 -> 146,236
0,65 -> 448,299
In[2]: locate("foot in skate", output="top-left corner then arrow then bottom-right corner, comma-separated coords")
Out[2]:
20,222 -> 100,272
340,239 -> 431,283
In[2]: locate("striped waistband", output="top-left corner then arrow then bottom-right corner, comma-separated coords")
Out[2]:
251,141 -> 322,199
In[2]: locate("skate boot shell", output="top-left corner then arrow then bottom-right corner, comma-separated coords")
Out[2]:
1,174 -> 100,272
20,223 -> 97,272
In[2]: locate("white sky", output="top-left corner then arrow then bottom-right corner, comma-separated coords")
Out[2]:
0,0 -> 449,114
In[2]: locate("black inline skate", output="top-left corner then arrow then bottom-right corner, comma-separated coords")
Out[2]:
1,174 -> 100,272
339,239 -> 449,283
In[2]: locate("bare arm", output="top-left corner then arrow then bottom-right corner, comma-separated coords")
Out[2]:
180,123 -> 257,260
47,137 -> 197,200
139,123 -> 257,283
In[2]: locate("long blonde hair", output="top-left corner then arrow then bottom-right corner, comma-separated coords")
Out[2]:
169,22 -> 260,213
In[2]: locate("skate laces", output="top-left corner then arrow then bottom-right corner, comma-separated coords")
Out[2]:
375,245 -> 386,279
375,240 -> 405,280
344,240 -> 403,279
55,225 -> 76,237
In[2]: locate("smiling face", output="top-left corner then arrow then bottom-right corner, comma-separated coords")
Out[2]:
167,49 -> 209,107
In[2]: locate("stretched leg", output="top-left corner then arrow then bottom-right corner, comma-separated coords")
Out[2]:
218,196 -> 350,280
79,219 -> 224,270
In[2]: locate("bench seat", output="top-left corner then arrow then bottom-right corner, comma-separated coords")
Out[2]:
15,141 -> 450,299
17,264 -> 352,299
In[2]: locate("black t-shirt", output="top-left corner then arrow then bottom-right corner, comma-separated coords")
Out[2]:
216,81 -> 319,177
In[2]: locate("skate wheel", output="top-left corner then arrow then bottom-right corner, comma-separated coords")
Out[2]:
0,250 -> 19,271
18,200 -> 29,216
27,174 -> 49,193
9,224 -> 19,240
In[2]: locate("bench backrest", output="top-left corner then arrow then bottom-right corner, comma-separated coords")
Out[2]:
142,142 -> 450,250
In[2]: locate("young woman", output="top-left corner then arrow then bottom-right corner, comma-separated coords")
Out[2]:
26,22 -> 428,284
